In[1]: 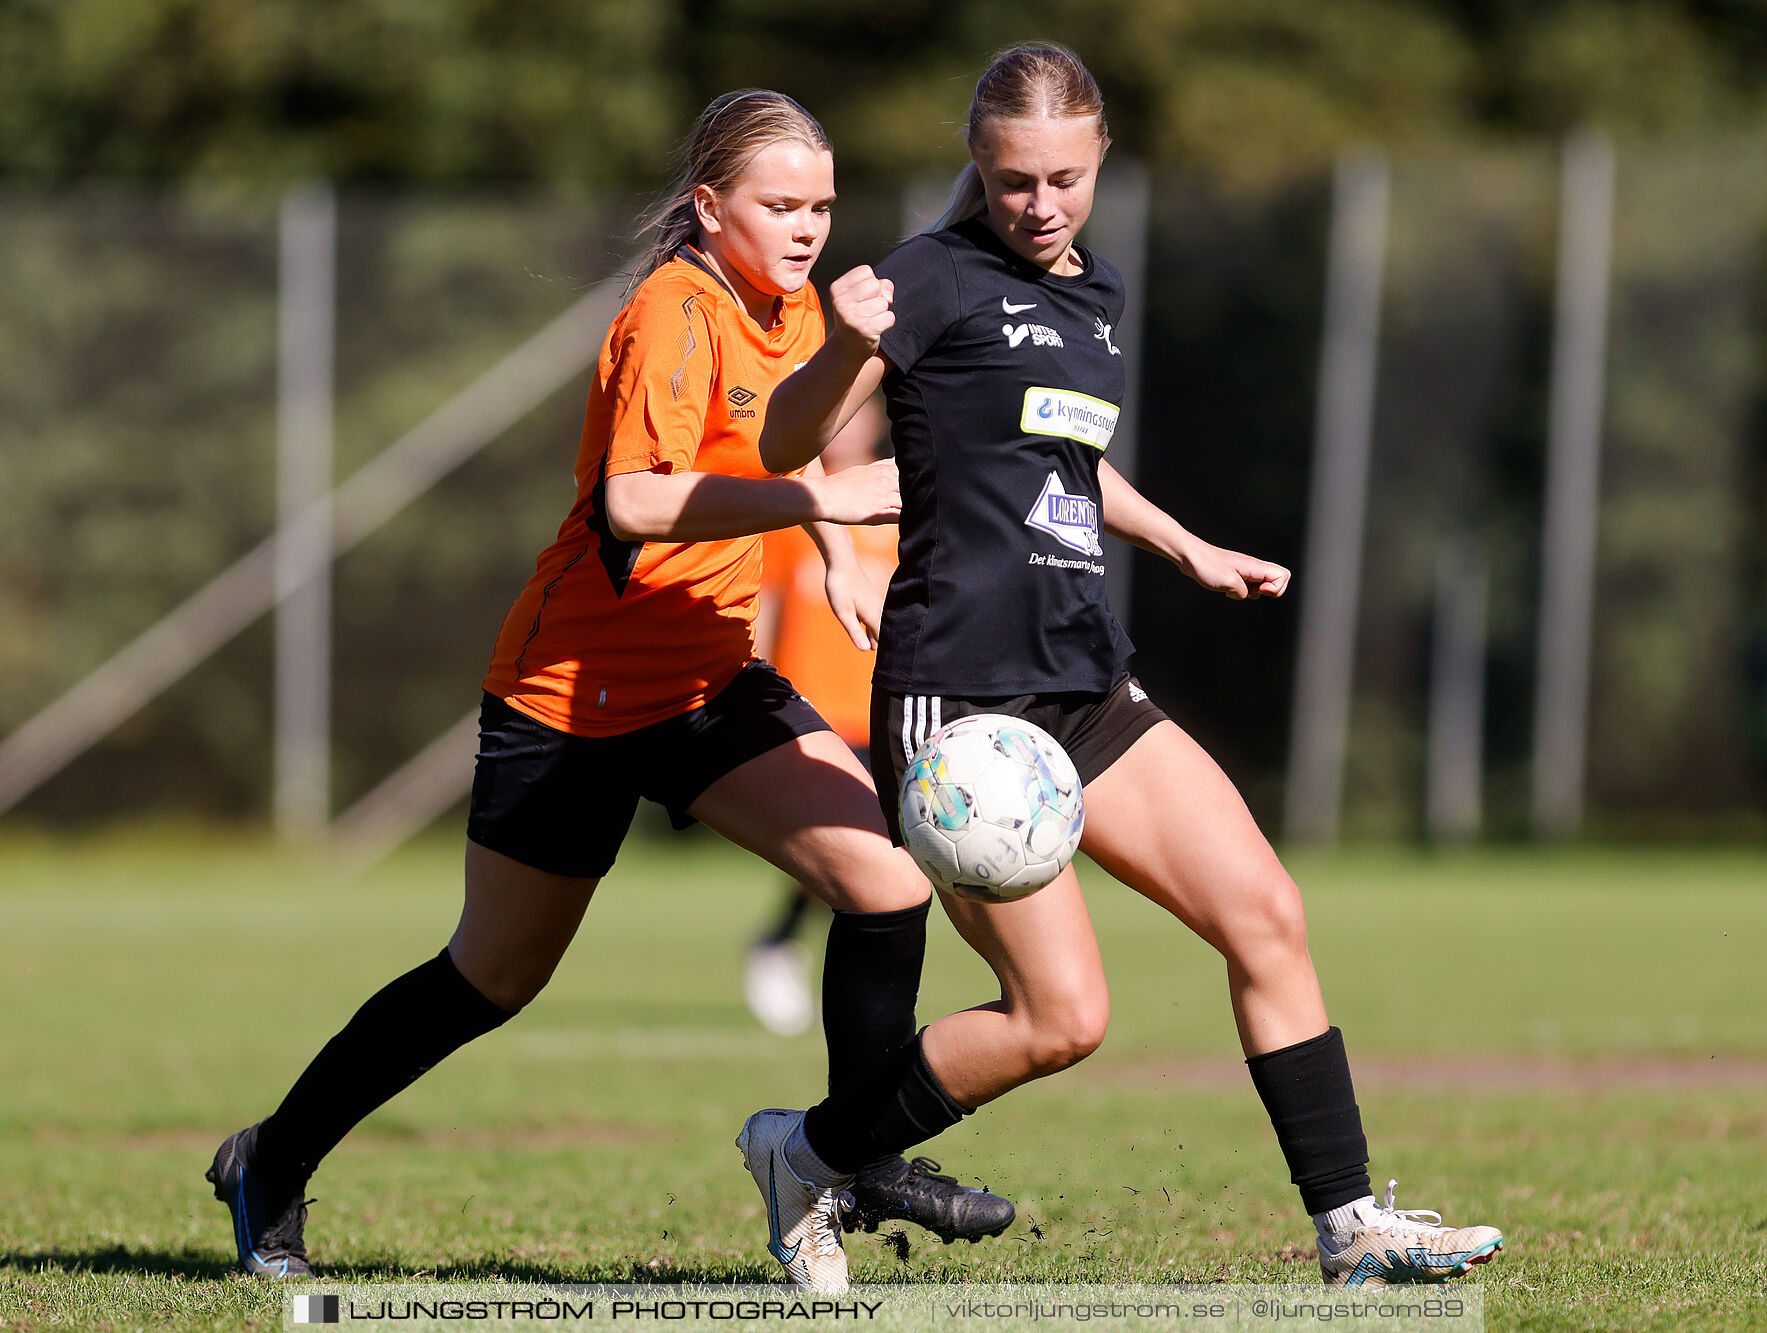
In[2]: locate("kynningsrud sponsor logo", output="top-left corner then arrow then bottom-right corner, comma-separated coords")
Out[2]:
1024,471 -> 1104,560
1020,387 -> 1118,450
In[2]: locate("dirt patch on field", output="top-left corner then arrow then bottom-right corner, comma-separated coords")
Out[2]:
1097,1053 -> 1767,1091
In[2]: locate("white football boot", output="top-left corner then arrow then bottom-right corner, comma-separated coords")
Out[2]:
735,1109 -> 850,1294
1319,1179 -> 1504,1286
743,941 -> 814,1036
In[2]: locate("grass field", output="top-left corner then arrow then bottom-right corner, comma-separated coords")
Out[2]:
1,829 -> 1764,1331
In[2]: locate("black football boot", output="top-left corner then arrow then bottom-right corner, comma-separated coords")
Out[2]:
841,1155 -> 1015,1244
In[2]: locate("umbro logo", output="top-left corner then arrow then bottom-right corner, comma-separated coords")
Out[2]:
727,384 -> 758,419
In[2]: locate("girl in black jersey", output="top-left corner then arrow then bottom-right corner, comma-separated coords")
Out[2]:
762,43 -> 1504,1288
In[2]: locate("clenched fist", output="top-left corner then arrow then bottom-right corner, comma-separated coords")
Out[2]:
827,265 -> 895,356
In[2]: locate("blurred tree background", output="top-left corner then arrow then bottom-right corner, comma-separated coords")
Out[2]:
1,0 -> 1764,835
6,0 -> 1767,187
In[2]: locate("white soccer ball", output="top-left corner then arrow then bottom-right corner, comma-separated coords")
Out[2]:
897,713 -> 1084,903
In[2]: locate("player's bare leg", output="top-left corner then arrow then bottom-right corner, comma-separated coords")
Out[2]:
690,729 -> 927,915
774,865 -> 1108,1246
919,867 -> 1111,1106
450,843 -> 599,1010
1078,719 -> 1325,1056
697,731 -> 1013,1271
1081,719 -> 1502,1283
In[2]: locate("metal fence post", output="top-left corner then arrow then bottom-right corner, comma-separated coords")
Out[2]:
274,182 -> 337,840
1428,537 -> 1488,842
1285,151 -> 1391,843
1533,131 -> 1615,839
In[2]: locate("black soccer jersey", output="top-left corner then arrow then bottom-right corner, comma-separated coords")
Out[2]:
872,219 -> 1135,696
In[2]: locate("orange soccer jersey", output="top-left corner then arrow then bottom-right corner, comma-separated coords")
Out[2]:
483,249 -> 825,736
760,522 -> 897,749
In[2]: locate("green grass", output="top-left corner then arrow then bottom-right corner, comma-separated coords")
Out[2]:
2,830 -> 1765,1330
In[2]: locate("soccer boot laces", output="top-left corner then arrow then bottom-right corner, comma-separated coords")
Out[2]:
1319,1178 -> 1504,1287
205,1122 -> 314,1278
841,1155 -> 1016,1244
735,1109 -> 851,1295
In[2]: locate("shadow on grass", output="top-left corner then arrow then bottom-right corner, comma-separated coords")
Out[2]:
1,1247 -> 238,1281
0,1248 -> 780,1287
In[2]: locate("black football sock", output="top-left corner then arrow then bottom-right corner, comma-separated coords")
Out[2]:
760,887 -> 816,946
820,899 -> 928,1097
1245,1026 -> 1373,1215
251,948 -> 515,1191
801,1029 -> 970,1174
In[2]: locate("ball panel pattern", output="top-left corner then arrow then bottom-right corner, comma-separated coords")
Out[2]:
897,713 -> 1084,903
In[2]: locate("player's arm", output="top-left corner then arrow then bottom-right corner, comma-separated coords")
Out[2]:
802,516 -> 883,651
602,281 -> 898,543
790,458 -> 884,651
603,460 -> 900,543
1097,460 -> 1290,601
758,266 -> 895,475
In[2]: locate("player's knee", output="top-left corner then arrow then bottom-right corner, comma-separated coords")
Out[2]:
1022,998 -> 1110,1076
802,841 -> 929,913
1229,870 -> 1310,968
460,960 -> 551,1013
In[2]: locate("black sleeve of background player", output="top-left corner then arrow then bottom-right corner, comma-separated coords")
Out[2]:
875,234 -> 962,373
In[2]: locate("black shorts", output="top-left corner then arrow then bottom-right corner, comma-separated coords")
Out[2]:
467,661 -> 832,878
869,673 -> 1169,843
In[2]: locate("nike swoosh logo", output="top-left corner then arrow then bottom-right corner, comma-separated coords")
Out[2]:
766,1157 -> 801,1265
1002,298 -> 1038,314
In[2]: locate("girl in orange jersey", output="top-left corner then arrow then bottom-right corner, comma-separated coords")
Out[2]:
205,90 -> 1006,1296
758,44 -> 1505,1289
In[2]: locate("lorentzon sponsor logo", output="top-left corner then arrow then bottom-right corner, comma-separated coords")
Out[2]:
1046,495 -> 1093,527
1024,471 -> 1104,560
